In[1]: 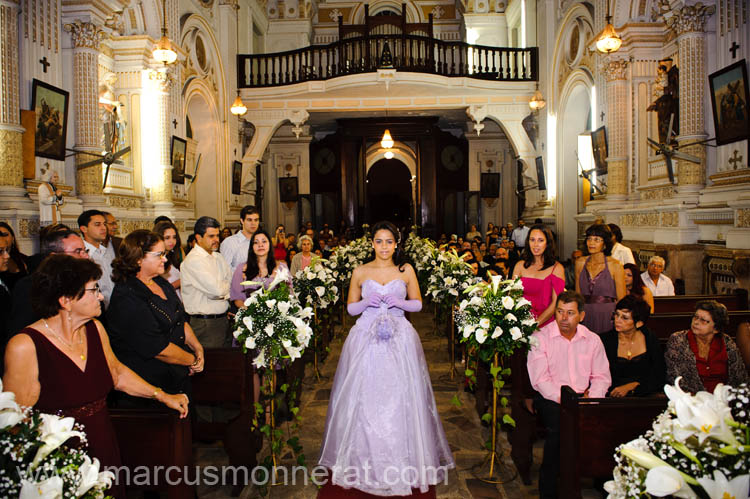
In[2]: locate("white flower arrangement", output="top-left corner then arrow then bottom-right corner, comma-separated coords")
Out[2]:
426,249 -> 477,306
0,380 -> 114,498
604,380 -> 750,499
293,257 -> 340,310
327,236 -> 373,288
455,276 -> 538,360
404,233 -> 439,293
233,266 -> 314,369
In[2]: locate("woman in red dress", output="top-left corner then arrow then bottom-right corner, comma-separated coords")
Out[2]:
2,255 -> 189,497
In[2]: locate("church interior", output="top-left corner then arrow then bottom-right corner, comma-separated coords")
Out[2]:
0,0 -> 748,294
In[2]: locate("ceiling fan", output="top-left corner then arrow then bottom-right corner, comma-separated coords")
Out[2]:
646,114 -> 706,185
67,146 -> 131,189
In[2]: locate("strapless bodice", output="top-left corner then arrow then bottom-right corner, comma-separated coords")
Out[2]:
361,279 -> 407,318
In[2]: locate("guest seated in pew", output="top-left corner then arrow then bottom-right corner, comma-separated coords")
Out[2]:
737,321 -> 750,373
623,263 -> 654,313
665,300 -> 749,393
3,255 -> 188,497
527,290 -> 611,499
107,230 -> 204,408
601,296 -> 665,397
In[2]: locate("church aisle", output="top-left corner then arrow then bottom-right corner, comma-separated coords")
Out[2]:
193,310 -> 546,499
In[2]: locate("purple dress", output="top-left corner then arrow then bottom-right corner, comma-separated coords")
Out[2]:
579,257 -> 617,334
318,279 -> 455,496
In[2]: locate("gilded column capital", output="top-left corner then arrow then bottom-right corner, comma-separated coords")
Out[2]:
64,20 -> 105,50
656,1 -> 715,36
148,68 -> 173,91
602,58 -> 629,82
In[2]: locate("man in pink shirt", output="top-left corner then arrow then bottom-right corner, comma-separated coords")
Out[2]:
527,290 -> 611,498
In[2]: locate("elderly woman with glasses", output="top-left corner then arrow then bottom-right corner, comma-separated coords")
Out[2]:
665,300 -> 749,393
3,254 -> 188,497
575,223 -> 626,334
106,230 -> 204,409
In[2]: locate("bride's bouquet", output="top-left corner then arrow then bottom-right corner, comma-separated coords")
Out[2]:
0,380 -> 114,498
293,258 -> 340,310
455,276 -> 537,361
425,249 -> 475,306
604,380 -> 749,499
232,266 -> 314,369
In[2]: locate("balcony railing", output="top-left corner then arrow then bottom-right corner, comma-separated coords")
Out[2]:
237,35 -> 538,88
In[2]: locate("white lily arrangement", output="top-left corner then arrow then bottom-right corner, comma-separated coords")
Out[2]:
233,265 -> 314,369
425,249 -> 475,305
327,236 -> 373,288
292,257 -> 340,310
605,380 -> 750,499
454,276 -> 538,360
0,380 -> 115,498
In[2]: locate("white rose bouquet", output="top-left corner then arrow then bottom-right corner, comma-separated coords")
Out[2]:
293,258 -> 340,310
0,380 -> 115,498
604,380 -> 749,499
232,266 -> 314,369
426,249 -> 476,306
455,276 -> 537,361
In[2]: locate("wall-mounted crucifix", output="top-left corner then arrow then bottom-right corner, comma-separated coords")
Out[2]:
730,42 -> 740,59
728,149 -> 743,170
600,111 -> 605,122
172,119 -> 178,129
39,57 -> 51,73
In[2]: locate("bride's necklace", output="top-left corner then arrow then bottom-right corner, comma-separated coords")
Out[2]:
43,319 -> 85,361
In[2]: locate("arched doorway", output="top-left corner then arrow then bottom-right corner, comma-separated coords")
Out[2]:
366,159 -> 413,227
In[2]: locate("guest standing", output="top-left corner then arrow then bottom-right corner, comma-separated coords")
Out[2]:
154,220 -> 184,298
272,224 -> 288,262
575,223 -> 626,334
107,230 -> 204,408
623,263 -> 654,312
3,255 -> 188,497
290,235 -> 314,276
511,219 -> 530,250
0,222 -> 29,291
78,210 -> 115,307
220,205 -> 260,275
510,224 -> 565,484
665,300 -> 748,393
230,229 -> 290,308
181,216 -> 232,348
601,296 -> 665,397
607,223 -> 635,266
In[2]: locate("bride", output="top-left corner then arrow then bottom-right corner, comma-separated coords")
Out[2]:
318,221 -> 455,497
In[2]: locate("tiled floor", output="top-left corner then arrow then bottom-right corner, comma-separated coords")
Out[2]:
192,310 -> 594,499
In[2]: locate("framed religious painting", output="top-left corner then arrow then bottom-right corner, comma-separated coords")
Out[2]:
535,156 -> 547,191
231,161 -> 242,195
279,176 -> 299,202
708,60 -> 750,145
480,173 -> 500,198
170,136 -> 187,183
31,79 -> 69,161
591,126 -> 608,174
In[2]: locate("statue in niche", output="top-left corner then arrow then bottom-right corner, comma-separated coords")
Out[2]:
647,58 -> 679,144
98,73 -> 127,154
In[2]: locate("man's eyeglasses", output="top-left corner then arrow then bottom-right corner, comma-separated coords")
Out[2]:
64,248 -> 89,256
146,250 -> 167,258
692,314 -> 713,326
84,283 -> 102,295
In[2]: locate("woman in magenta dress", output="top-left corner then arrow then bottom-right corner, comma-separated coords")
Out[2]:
3,255 -> 189,498
509,224 -> 565,484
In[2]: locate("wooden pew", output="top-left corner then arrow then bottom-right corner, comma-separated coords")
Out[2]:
559,386 -> 668,499
653,291 -> 747,314
191,347 -> 259,488
109,408 -> 194,499
646,310 -> 750,342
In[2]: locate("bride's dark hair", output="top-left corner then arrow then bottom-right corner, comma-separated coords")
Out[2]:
370,220 -> 407,272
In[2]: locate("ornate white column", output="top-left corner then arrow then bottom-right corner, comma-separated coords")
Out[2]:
0,0 -> 24,194
64,20 -> 105,198
148,69 -> 173,209
663,3 -> 714,194
603,57 -> 629,199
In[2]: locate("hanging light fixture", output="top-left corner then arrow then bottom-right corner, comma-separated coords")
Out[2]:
381,129 -> 394,149
230,4 -> 247,116
594,0 -> 622,54
153,0 -> 177,64
529,83 -> 546,111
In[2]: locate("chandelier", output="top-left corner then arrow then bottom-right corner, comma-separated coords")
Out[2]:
153,0 -> 177,64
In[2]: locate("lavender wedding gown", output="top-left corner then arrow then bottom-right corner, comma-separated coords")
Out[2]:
319,279 -> 455,496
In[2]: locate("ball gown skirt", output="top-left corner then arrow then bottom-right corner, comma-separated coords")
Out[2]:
318,279 -> 455,496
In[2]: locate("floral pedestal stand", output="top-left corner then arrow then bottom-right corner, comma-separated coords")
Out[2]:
305,306 -> 329,385
438,305 -> 458,382
472,352 -> 517,484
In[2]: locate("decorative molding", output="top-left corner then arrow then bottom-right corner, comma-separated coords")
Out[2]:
18,218 -> 40,238
737,209 -> 750,228
106,195 -> 142,208
660,211 -> 679,227
639,186 -> 675,200
659,2 -> 716,36
602,58 -> 629,81
63,20 -> 105,50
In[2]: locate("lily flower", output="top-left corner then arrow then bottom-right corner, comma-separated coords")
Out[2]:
32,414 -> 84,468
644,466 -> 698,498
19,476 -> 64,499
696,470 -> 749,499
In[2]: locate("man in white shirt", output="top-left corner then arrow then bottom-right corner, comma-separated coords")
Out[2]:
78,210 -> 115,307
182,216 -> 232,348
510,219 -> 530,250
219,205 -> 260,274
608,223 -> 635,266
641,255 -> 675,296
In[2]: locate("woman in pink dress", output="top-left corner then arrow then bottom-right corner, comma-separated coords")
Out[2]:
509,224 -> 565,484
